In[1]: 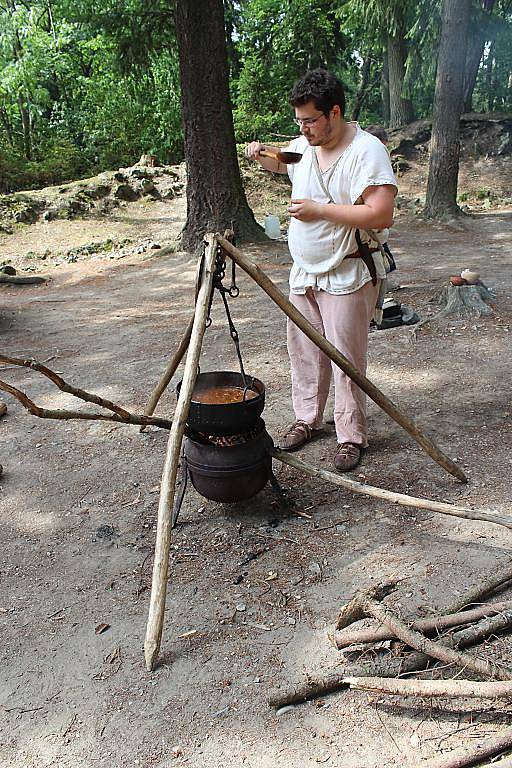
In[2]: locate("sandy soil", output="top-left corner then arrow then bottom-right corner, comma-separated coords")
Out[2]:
1,168 -> 512,768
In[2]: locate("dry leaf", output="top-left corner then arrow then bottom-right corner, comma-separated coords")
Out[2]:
95,622 -> 110,635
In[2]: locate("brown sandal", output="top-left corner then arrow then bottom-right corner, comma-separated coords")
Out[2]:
280,420 -> 319,451
334,442 -> 362,472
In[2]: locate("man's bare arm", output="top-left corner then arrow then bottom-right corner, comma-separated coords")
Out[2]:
289,185 -> 396,229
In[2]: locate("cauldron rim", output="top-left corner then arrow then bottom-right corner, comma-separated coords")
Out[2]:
180,370 -> 265,404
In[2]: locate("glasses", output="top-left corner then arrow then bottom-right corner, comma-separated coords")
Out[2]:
293,114 -> 326,127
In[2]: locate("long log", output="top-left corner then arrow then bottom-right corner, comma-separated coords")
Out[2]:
273,449 -> 508,529
144,235 -> 217,672
342,677 -> 512,699
334,600 -> 512,649
426,726 -> 512,768
217,234 -> 467,483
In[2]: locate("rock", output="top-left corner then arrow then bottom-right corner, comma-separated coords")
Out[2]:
84,183 -> 111,200
114,184 -> 139,202
137,179 -> 156,196
129,168 -> 153,180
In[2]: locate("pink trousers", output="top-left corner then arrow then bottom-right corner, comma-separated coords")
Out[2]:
287,281 -> 379,447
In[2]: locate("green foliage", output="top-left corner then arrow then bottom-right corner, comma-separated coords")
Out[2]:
0,0 -> 182,190
233,0 -> 355,141
0,0 -> 511,193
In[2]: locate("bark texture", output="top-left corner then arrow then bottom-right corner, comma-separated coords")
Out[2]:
387,33 -> 414,129
424,0 -> 471,218
463,0 -> 496,113
174,0 -> 264,251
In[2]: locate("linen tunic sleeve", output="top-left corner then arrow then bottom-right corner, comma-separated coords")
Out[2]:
349,139 -> 397,205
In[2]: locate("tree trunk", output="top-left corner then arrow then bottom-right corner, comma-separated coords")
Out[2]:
381,49 -> 390,126
174,0 -> 265,251
463,40 -> 486,112
424,0 -> 471,219
351,56 -> 372,122
0,106 -> 14,147
387,34 -> 414,129
17,94 -> 32,160
463,0 -> 496,112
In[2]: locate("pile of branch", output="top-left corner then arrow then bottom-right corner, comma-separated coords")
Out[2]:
269,564 -> 512,765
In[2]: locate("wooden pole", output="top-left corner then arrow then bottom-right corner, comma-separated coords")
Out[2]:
140,316 -> 193,430
272,450 -> 511,530
341,677 -> 512,699
217,234 -> 467,483
144,234 -> 217,671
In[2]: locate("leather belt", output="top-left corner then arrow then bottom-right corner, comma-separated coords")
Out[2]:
345,247 -> 380,258
345,245 -> 380,286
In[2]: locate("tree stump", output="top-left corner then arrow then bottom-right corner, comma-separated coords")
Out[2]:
434,281 -> 494,319
412,281 -> 495,339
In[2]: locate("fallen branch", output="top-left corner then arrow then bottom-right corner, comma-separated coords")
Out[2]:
334,600 -> 512,649
273,449 -> 512,530
0,274 -> 48,284
0,354 -> 131,417
0,378 -> 172,430
342,676 -> 512,698
335,582 -> 398,631
446,608 -> 512,649
362,597 -> 512,681
426,725 -> 512,768
268,655 -> 434,709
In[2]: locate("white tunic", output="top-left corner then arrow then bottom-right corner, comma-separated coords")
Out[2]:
286,124 -> 397,295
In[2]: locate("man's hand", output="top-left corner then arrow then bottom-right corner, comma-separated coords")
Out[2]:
288,199 -> 323,222
245,141 -> 287,174
245,141 -> 265,160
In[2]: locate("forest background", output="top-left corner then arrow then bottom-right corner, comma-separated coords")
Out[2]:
1,0 -> 511,195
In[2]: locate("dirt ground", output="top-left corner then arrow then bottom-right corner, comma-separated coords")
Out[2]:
1,159 -> 512,768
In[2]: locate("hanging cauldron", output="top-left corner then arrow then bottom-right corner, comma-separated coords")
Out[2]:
171,244 -> 285,525
183,418 -> 274,503
177,370 -> 265,436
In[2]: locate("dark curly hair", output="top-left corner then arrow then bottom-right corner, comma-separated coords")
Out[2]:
289,69 -> 346,117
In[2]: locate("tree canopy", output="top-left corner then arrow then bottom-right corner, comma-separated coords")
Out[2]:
0,0 -> 511,191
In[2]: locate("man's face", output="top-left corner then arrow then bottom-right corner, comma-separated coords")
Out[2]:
294,100 -> 338,145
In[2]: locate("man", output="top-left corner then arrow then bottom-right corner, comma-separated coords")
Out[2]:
245,69 -> 397,471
